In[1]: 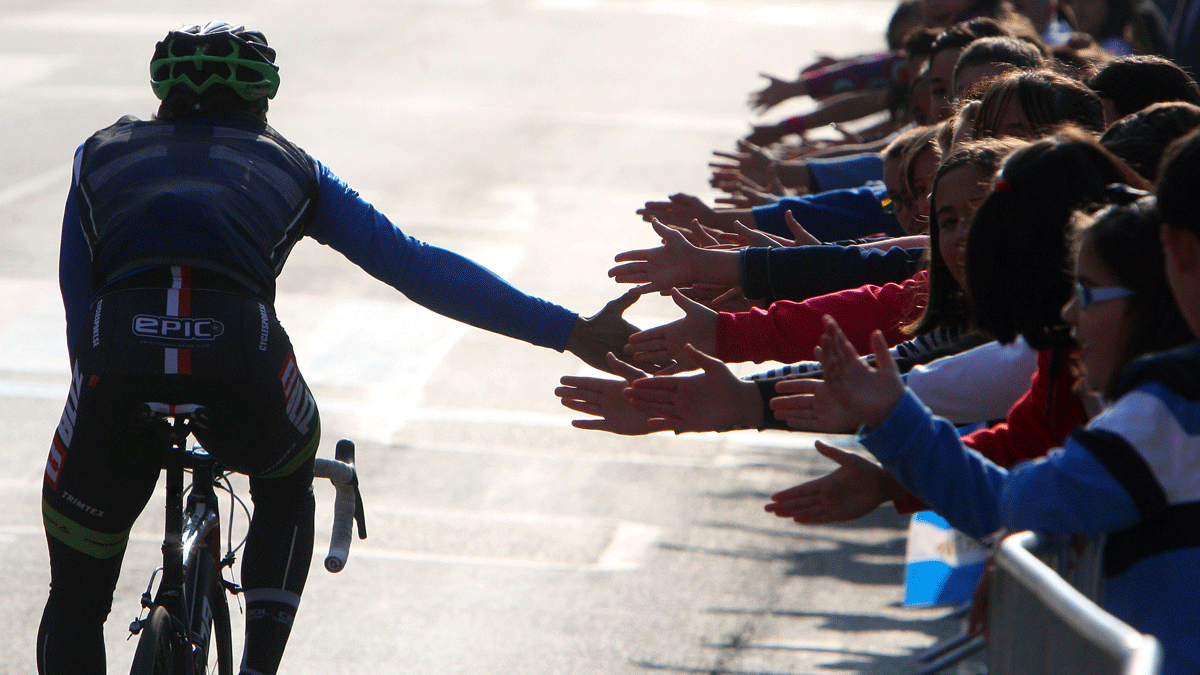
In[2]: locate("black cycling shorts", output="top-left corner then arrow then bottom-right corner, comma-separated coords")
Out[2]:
42,266 -> 320,559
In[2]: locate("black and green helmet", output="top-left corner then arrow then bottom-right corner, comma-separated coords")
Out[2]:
150,21 -> 280,101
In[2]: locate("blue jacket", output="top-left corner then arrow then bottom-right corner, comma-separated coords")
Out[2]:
858,342 -> 1200,675
750,182 -> 903,242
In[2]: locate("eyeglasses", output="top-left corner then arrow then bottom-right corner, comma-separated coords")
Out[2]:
1076,283 -> 1133,309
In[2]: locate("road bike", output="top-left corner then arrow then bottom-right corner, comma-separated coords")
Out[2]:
127,403 -> 366,675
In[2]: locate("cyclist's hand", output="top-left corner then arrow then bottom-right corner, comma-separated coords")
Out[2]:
565,290 -> 671,373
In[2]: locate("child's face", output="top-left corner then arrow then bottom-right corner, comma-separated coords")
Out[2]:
954,62 -> 1013,101
1160,224 -> 1200,337
908,146 -> 939,235
883,157 -> 916,235
910,77 -> 932,126
928,49 -> 962,122
1062,236 -> 1132,392
992,96 -> 1035,139
933,163 -> 993,288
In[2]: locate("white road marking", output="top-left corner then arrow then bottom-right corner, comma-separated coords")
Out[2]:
0,515 -> 661,572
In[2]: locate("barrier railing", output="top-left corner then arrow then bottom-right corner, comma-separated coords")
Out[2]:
913,531 -> 1161,675
986,531 -> 1161,675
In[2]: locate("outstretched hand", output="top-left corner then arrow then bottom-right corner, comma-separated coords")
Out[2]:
816,317 -> 905,427
714,185 -> 780,209
564,290 -> 655,373
557,353 -> 657,435
744,122 -> 789,148
676,218 -> 722,248
609,219 -> 701,295
624,289 -> 719,373
783,210 -> 821,246
723,221 -> 786,249
768,377 -> 858,433
748,74 -> 804,113
636,193 -> 716,230
626,344 -> 762,432
765,440 -> 902,523
710,140 -> 776,190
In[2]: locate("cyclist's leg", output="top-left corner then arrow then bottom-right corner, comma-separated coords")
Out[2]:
38,366 -> 163,675
189,300 -> 320,675
238,452 -> 317,675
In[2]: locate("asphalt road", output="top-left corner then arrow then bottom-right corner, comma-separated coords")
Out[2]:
0,1 -> 962,673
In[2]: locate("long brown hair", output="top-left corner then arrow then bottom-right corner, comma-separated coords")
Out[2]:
906,137 -> 1027,335
974,69 -> 1105,138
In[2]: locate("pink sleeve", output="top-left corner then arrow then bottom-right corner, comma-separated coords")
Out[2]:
802,51 -> 909,99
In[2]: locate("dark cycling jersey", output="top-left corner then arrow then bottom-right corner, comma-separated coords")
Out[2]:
75,115 -> 319,299
59,115 -> 578,363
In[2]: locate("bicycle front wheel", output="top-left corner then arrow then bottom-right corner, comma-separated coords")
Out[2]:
129,606 -> 181,675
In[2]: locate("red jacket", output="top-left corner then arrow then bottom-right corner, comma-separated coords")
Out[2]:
716,271 -> 928,364
893,347 -> 1088,514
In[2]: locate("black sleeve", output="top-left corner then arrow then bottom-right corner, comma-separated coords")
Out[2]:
755,378 -> 791,430
740,245 -> 925,303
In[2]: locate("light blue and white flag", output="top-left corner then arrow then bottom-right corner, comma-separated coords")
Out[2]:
904,510 -> 987,607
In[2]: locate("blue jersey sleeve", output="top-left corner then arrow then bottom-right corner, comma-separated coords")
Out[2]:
304,160 -> 577,351
1000,439 -> 1141,536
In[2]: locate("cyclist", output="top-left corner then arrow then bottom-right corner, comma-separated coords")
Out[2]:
39,21 -> 638,675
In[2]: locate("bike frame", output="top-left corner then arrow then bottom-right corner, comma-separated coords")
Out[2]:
131,404 -> 363,675
135,411 -> 234,675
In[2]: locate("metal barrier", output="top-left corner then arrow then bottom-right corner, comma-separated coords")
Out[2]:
987,531 -> 1162,675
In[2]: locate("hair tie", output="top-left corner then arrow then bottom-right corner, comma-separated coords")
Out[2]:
994,179 -> 1013,195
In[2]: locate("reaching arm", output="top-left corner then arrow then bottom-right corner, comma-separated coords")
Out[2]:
746,89 -> 891,146
740,244 -> 924,303
715,272 -> 926,364
609,219 -> 741,294
750,184 -> 902,241
305,161 -> 643,372
818,316 -> 1138,540
636,193 -> 753,234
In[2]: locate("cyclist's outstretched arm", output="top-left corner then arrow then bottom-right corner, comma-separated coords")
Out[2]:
306,161 -> 639,372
